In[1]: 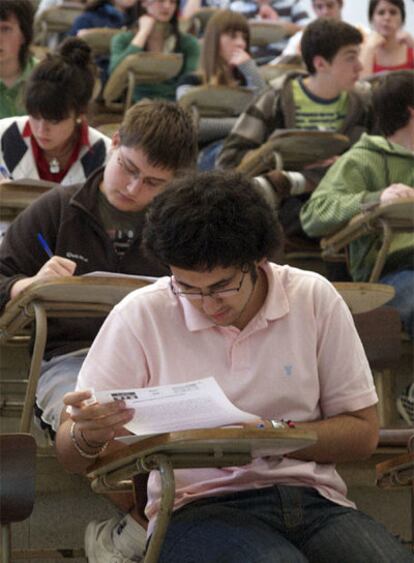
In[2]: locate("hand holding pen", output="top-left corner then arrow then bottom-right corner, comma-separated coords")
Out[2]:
9,234 -> 77,301
35,233 -> 77,278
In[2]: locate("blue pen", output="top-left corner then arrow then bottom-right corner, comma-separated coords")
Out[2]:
37,233 -> 54,258
0,165 -> 12,180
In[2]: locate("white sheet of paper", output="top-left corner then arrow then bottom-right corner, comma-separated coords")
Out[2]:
94,377 -> 258,444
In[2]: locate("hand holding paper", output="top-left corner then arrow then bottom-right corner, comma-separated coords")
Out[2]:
93,377 -> 259,444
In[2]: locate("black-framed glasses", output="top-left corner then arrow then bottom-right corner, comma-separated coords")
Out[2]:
170,269 -> 248,301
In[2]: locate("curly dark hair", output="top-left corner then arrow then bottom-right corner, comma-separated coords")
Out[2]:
143,170 -> 283,270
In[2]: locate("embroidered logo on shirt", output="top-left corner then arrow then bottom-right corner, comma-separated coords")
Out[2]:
283,365 -> 293,376
66,252 -> 89,262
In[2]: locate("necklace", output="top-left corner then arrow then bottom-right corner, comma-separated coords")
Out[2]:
49,158 -> 60,174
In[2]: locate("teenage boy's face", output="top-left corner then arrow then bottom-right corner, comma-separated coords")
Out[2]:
312,0 -> 342,20
170,264 -> 261,330
101,137 -> 175,212
324,44 -> 362,92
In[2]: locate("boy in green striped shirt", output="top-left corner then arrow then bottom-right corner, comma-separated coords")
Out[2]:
301,70 -> 414,339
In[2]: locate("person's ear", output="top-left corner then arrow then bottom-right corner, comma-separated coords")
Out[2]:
313,55 -> 330,74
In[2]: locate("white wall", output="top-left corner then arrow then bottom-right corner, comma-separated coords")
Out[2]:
301,0 -> 414,32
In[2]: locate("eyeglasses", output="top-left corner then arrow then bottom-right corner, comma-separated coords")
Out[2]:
171,269 -> 248,301
116,149 -> 167,189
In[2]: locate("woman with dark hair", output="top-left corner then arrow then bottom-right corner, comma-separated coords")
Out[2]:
177,10 -> 266,170
0,0 -> 37,118
360,0 -> 414,76
69,0 -> 138,36
69,0 -> 139,86
108,0 -> 200,101
0,37 -> 111,184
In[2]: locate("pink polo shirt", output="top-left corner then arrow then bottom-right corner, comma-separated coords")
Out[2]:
77,263 -> 378,533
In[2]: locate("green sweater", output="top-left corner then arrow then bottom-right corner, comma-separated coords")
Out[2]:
109,31 -> 200,101
0,56 -> 37,119
300,133 -> 414,282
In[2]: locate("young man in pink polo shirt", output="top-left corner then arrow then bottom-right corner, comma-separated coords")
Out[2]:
56,170 -> 413,562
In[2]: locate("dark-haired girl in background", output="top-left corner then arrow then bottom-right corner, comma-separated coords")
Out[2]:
0,0 -> 37,118
360,0 -> 414,76
70,0 -> 139,86
108,0 -> 200,101
0,37 -> 111,185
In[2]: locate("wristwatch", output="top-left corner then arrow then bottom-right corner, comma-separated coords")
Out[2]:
270,419 -> 295,429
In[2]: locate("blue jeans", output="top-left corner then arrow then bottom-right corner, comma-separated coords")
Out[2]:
380,269 -> 414,338
197,140 -> 224,171
158,485 -> 413,562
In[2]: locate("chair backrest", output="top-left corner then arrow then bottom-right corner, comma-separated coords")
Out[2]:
103,52 -> 184,112
0,433 -> 36,525
237,130 -> 350,176
352,307 -> 402,368
189,7 -> 217,37
259,62 -> 304,83
178,85 -> 255,118
0,179 -> 58,239
34,4 -> 84,44
80,27 -> 121,56
249,21 -> 289,47
0,179 -> 58,214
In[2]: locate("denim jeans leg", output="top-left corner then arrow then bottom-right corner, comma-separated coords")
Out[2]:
380,269 -> 414,338
197,140 -> 224,172
158,489 -> 308,563
299,488 -> 414,563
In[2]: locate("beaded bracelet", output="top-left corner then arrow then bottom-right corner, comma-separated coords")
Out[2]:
70,422 -> 109,459
79,428 -> 108,450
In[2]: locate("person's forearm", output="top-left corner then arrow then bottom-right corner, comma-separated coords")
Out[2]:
55,418 -> 125,475
359,46 -> 376,77
288,408 -> 379,463
131,28 -> 152,49
181,0 -> 202,20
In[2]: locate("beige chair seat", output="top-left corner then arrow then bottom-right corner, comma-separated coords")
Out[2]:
237,130 -> 350,176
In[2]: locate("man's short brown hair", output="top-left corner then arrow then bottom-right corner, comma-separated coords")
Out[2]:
119,100 -> 197,172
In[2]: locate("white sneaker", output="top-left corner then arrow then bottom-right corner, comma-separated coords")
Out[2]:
85,517 -> 144,563
397,383 -> 414,425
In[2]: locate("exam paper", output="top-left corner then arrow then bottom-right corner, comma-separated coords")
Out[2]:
94,377 -> 259,444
